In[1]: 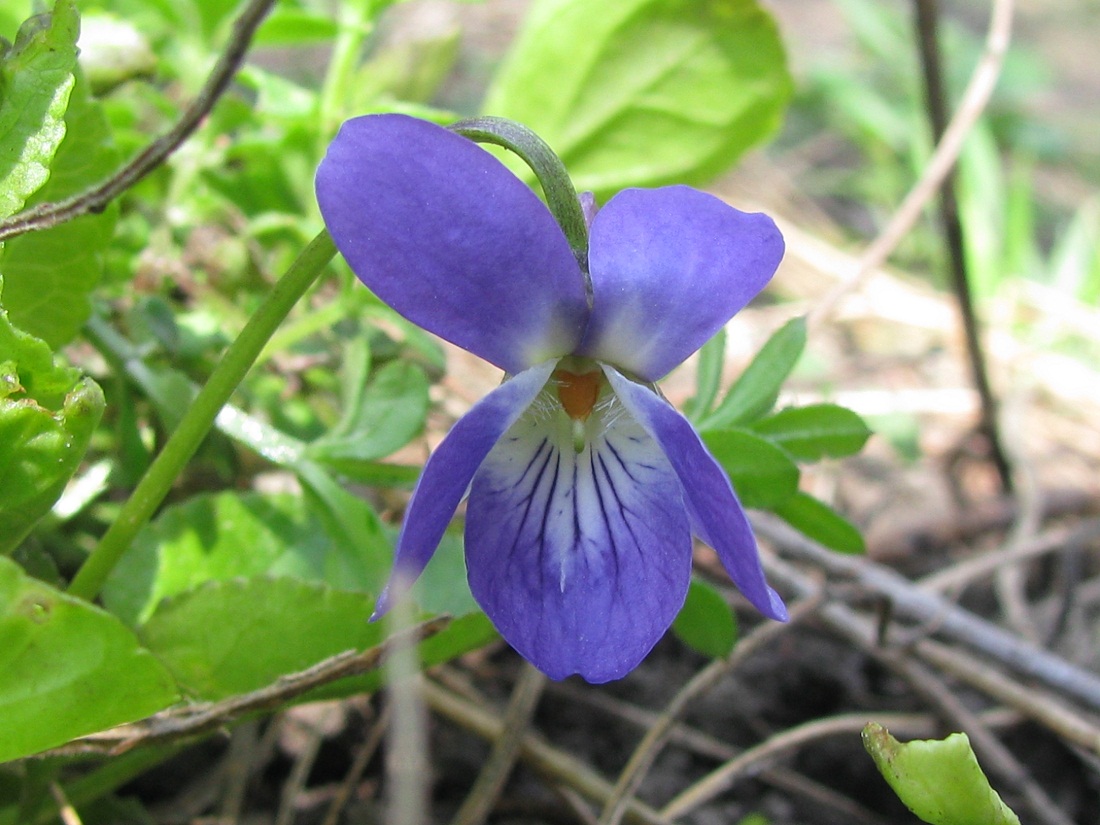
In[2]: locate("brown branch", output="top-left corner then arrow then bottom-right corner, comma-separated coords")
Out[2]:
754,514 -> 1100,712
660,712 -> 934,819
597,598 -> 820,825
0,0 -> 277,242
449,664 -> 547,825
423,678 -> 674,825
44,617 -> 450,757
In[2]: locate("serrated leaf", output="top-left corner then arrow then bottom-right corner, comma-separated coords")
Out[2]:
0,280 -> 104,553
0,376 -> 103,554
140,577 -> 385,700
751,404 -> 871,462
1,64 -> 120,347
772,491 -> 864,555
0,556 -> 179,761
0,0 -> 79,219
672,578 -> 737,658
862,723 -> 1021,825
701,428 -> 799,509
101,490 -> 388,626
701,316 -> 806,430
0,275 -> 79,406
484,0 -> 791,197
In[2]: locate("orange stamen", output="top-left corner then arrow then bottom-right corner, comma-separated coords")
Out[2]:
554,369 -> 602,421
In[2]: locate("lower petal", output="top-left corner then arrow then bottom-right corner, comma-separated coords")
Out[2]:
372,361 -> 555,617
604,367 -> 788,622
465,395 -> 692,682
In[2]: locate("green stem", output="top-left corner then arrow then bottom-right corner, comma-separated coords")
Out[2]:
449,116 -> 591,301
67,230 -> 337,601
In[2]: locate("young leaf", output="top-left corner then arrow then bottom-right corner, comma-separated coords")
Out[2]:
772,491 -> 865,555
862,722 -> 1021,825
0,556 -> 178,761
672,578 -> 738,659
0,0 -> 79,219
702,316 -> 806,430
701,428 -> 799,509
483,0 -> 791,198
751,403 -> 871,462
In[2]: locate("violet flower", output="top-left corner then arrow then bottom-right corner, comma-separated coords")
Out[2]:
316,114 -> 788,682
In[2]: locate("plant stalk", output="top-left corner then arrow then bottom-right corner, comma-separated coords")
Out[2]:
67,230 -> 336,601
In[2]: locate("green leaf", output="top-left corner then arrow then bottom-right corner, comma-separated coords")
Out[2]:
140,577 -> 385,700
140,579 -> 498,703
702,316 -> 806,430
307,360 -> 430,464
672,578 -> 737,658
0,376 -> 103,554
862,722 -> 1021,825
684,327 -> 726,422
412,528 -> 479,618
483,0 -> 791,198
0,281 -> 104,553
0,0 -> 79,219
313,458 -> 421,488
101,490 -> 388,626
701,428 -> 799,509
1,64 -> 121,347
751,404 -> 871,462
773,492 -> 864,555
296,459 -> 393,594
0,556 -> 179,761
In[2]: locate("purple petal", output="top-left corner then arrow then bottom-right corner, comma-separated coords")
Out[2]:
465,390 -> 692,682
579,186 -> 784,381
604,367 -> 788,621
372,361 -> 556,617
316,114 -> 589,374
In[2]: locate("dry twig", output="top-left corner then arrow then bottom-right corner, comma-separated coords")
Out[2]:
754,515 -> 1100,711
597,599 -> 819,825
45,618 -> 450,757
659,712 -> 931,819
320,704 -> 390,825
422,679 -> 674,825
449,664 -> 547,825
